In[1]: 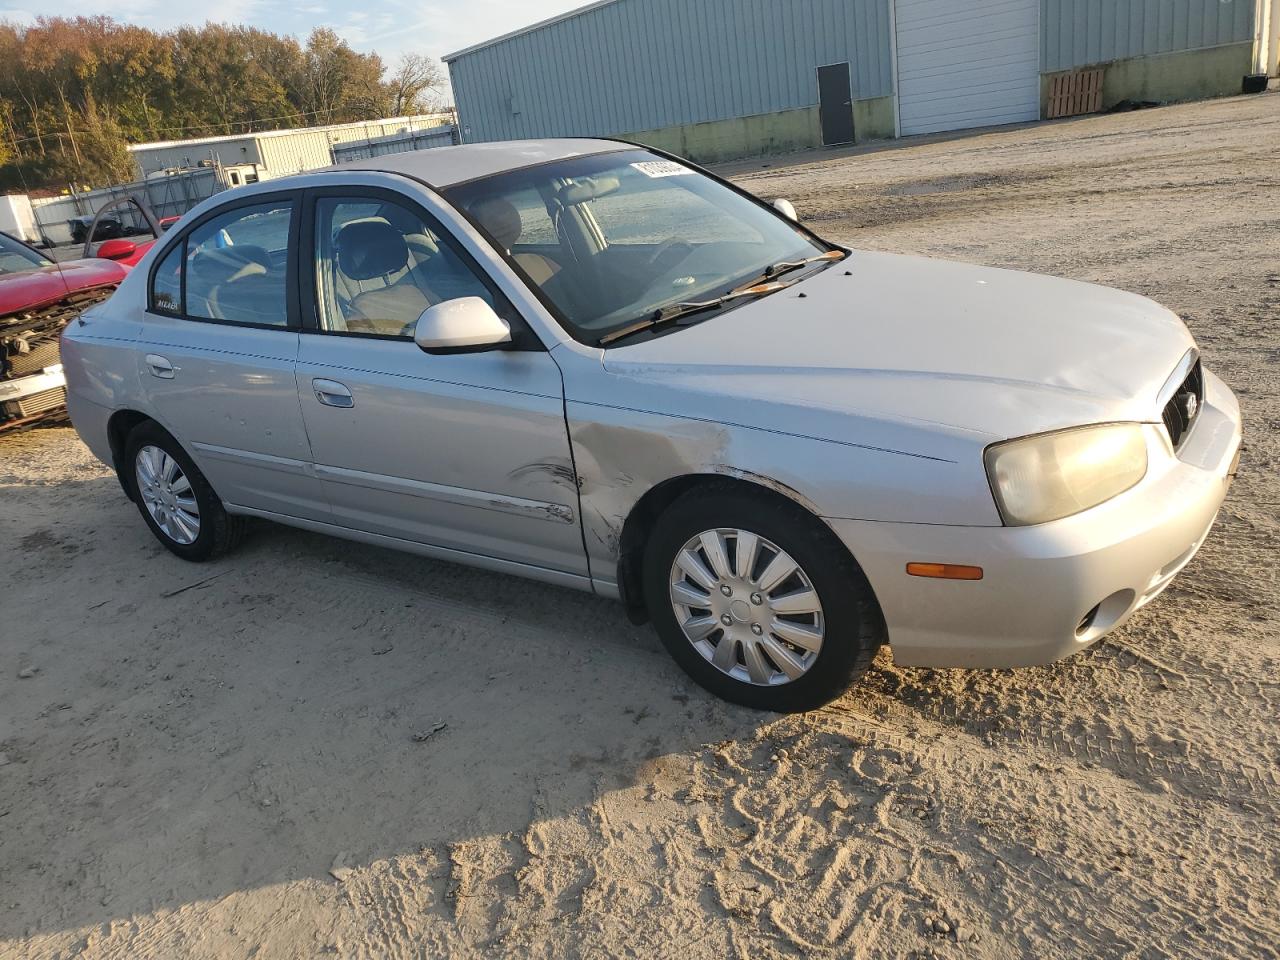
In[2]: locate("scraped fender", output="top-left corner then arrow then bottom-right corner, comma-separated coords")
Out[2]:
710,466 -> 822,515
567,404 -> 831,598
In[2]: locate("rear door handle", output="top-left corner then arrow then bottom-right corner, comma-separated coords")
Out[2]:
312,378 -> 354,408
145,354 -> 176,379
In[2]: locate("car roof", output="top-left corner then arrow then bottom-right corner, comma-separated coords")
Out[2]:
321,138 -> 632,188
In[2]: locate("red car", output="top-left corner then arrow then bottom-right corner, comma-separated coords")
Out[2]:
0,195 -> 170,429
0,232 -> 148,430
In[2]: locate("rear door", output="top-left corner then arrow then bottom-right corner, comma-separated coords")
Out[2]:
293,186 -> 587,577
137,193 -> 330,521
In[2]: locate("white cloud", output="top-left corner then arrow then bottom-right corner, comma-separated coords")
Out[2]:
353,0 -> 588,61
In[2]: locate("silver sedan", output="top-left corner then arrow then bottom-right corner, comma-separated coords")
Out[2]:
62,139 -> 1241,712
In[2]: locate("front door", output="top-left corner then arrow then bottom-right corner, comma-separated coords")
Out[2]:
294,189 -> 588,577
136,194 -> 330,522
817,62 -> 855,146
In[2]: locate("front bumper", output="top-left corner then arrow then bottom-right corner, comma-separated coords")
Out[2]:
827,368 -> 1242,669
0,365 -> 67,425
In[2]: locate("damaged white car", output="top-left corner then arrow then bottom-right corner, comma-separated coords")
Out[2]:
62,140 -> 1242,712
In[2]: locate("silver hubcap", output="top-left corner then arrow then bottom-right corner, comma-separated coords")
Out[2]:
668,528 -> 824,686
135,445 -> 200,545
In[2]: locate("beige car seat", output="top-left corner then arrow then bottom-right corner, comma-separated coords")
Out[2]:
471,197 -> 561,287
337,220 -> 438,335
332,214 -> 439,307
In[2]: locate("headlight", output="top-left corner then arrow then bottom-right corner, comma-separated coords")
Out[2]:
984,423 -> 1148,526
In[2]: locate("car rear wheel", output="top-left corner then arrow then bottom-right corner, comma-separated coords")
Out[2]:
643,483 -> 884,712
125,421 -> 244,561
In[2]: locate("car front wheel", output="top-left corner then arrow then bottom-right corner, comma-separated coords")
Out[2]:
125,421 -> 244,561
643,484 -> 884,712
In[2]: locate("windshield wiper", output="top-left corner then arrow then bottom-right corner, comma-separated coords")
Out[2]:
599,280 -> 788,346
749,248 -> 847,286
598,250 -> 847,347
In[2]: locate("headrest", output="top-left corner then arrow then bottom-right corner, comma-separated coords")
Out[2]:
337,220 -> 409,280
472,197 -> 522,251
378,203 -> 424,235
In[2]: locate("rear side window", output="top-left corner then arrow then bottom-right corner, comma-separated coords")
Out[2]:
186,203 -> 292,326
149,200 -> 294,327
150,243 -> 182,316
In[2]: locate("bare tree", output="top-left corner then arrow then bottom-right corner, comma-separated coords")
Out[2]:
382,53 -> 444,116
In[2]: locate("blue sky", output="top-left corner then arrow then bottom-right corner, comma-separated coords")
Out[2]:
0,0 -> 590,89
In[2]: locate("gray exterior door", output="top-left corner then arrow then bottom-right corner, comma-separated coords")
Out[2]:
817,62 -> 855,146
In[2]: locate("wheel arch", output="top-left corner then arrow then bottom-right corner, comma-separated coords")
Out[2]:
107,409 -> 154,500
106,410 -> 194,502
615,470 -> 858,624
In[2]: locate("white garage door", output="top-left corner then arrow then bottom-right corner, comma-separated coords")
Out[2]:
895,0 -> 1040,136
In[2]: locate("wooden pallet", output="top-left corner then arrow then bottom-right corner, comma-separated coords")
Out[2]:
1047,68 -> 1105,119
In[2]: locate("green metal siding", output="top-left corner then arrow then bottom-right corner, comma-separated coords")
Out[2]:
447,0 -> 894,143
1042,0 -> 1257,72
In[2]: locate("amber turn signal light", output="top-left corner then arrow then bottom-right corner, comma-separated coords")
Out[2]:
906,562 -> 984,581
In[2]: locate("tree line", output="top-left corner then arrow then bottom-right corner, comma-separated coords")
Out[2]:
0,17 -> 446,191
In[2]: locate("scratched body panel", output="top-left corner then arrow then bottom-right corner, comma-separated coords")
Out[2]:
297,335 -> 588,575
559,341 -> 1006,591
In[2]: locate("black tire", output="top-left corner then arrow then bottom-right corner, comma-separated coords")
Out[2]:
643,483 -> 884,713
124,420 -> 245,562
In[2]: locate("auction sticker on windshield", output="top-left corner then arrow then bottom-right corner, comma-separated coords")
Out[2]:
631,160 -> 692,178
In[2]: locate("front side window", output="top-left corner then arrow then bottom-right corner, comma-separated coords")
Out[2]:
445,149 -> 830,344
183,201 -> 293,326
314,195 -> 500,337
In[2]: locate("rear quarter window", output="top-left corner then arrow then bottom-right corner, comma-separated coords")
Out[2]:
150,243 -> 183,316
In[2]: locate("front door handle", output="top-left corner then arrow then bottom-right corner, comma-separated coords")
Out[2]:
145,354 -> 176,379
312,378 -> 354,408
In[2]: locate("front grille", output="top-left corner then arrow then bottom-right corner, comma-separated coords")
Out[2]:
4,385 -> 66,418
1161,358 -> 1204,450
2,284 -> 117,380
5,336 -> 61,377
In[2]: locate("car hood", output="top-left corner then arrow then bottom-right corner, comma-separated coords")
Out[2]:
600,251 -> 1195,445
0,259 -> 128,316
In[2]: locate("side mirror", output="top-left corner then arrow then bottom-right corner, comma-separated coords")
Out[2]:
414,296 -> 512,354
96,238 -> 137,261
772,198 -> 798,222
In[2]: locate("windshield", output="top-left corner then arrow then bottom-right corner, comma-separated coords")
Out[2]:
0,233 -> 53,275
444,149 -> 830,345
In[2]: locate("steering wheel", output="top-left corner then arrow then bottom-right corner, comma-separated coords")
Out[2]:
646,237 -> 695,272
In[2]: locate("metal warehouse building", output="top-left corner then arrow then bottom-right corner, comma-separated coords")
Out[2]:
446,0 -> 1279,162
128,115 -> 454,182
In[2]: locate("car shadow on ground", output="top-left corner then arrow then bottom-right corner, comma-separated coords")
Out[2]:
1,474 -> 771,940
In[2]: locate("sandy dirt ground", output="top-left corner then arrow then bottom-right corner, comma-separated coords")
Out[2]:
2,93 -> 1278,959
